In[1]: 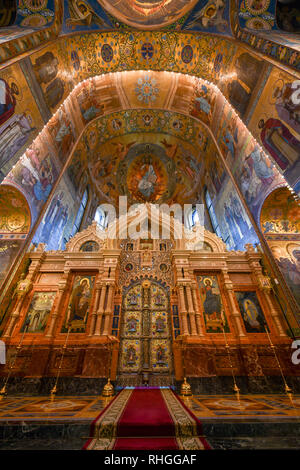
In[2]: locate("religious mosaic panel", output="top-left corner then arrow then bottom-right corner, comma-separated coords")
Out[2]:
235,291 -> 267,333
120,339 -> 141,372
260,188 -> 300,235
21,291 -> 56,333
79,241 -> 100,252
62,274 -> 95,333
123,311 -> 142,338
124,284 -> 142,310
247,67 -> 300,193
151,339 -> 171,372
196,275 -> 229,333
0,239 -> 24,288
150,284 -> 168,310
0,185 -> 31,234
32,174 -> 77,251
30,45 -> 72,113
0,63 -> 44,180
151,311 -> 169,337
119,281 -> 172,377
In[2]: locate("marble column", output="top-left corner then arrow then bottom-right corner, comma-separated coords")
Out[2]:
89,283 -> 101,336
191,284 -> 204,336
3,296 -> 26,338
94,284 -> 106,336
186,285 -> 197,335
46,281 -> 68,338
262,288 -> 286,337
3,277 -> 33,338
225,284 -> 246,337
103,284 -> 114,335
178,285 -> 189,335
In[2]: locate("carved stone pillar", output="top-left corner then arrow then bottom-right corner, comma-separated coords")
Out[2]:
89,282 -> 101,336
103,284 -> 114,335
261,284 -> 286,337
46,276 -> 68,338
3,277 -> 33,338
3,253 -> 45,338
178,285 -> 189,335
222,271 -> 246,338
94,284 -> 106,336
227,288 -> 246,337
186,285 -> 197,335
191,284 -> 204,336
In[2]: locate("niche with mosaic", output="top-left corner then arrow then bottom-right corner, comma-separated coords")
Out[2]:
196,274 -> 230,333
234,291 -> 268,333
61,274 -> 95,333
151,340 -> 171,371
21,291 -> 56,333
120,340 -> 141,372
124,311 -> 141,337
125,284 -> 142,310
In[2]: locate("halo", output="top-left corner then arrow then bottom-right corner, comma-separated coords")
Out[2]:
7,77 -> 23,102
203,277 -> 213,286
286,243 -> 300,260
269,79 -> 284,105
257,113 -> 269,129
80,277 -> 90,286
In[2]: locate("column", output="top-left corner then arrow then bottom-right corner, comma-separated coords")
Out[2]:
178,285 -> 189,335
3,276 -> 33,338
226,286 -> 246,337
46,285 -> 66,338
94,284 -> 106,336
88,283 -> 101,336
191,284 -> 204,336
103,284 -> 114,335
262,288 -> 286,337
3,295 -> 25,338
186,285 -> 197,335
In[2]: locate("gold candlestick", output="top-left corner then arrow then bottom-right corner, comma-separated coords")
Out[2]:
102,340 -> 114,397
264,323 -> 292,395
180,340 -> 192,396
50,326 -> 71,398
221,320 -> 241,409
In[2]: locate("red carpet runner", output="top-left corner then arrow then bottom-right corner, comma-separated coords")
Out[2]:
83,388 -> 211,450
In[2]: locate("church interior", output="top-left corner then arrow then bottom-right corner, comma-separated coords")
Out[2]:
0,0 -> 299,451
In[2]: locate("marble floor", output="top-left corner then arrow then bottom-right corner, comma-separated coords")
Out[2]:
0,393 -> 299,421
0,394 -> 299,449
182,394 -> 300,419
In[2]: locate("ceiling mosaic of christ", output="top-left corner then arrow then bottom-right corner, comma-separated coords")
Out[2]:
97,0 -> 198,28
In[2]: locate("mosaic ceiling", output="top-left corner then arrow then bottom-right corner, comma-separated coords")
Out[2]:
69,108 -> 211,206
97,0 -> 199,29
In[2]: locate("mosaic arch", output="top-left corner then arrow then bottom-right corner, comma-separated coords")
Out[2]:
0,69 -> 288,230
0,2 -> 299,70
1,30 -> 299,165
0,185 -> 31,235
0,70 -> 291,298
0,184 -> 31,290
260,186 -> 300,310
0,0 -> 62,66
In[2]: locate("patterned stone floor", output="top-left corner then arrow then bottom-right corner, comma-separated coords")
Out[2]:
0,395 -> 113,421
0,393 -> 299,421
181,394 -> 300,419
0,394 -> 299,449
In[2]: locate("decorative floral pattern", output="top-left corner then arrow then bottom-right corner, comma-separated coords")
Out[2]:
135,75 -> 159,105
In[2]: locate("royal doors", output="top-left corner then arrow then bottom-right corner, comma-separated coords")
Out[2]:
118,280 -> 173,386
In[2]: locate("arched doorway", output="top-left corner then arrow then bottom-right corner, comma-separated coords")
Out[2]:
117,279 -> 174,387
